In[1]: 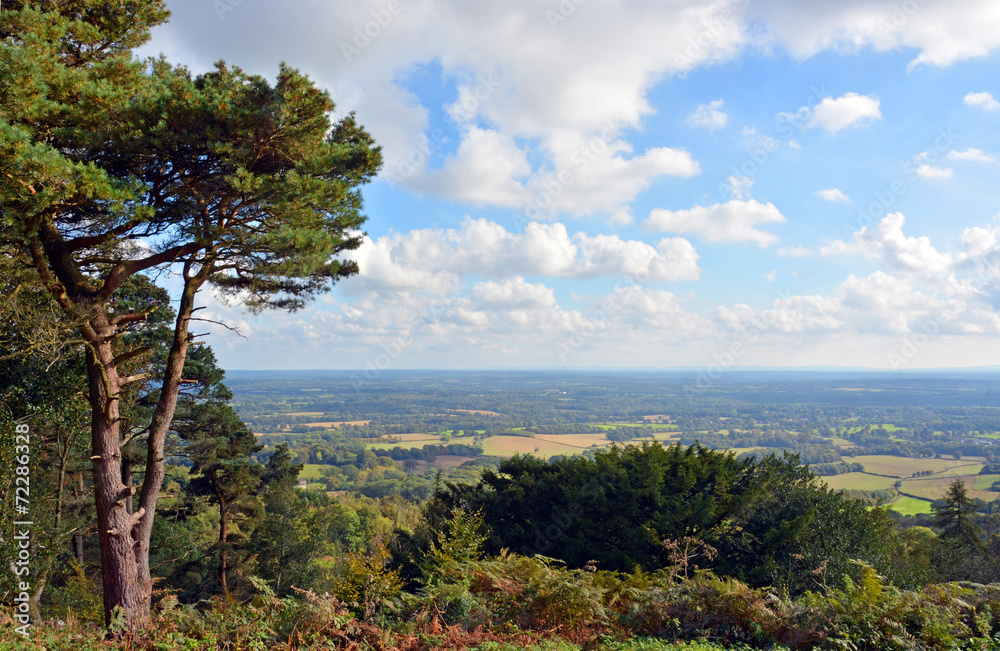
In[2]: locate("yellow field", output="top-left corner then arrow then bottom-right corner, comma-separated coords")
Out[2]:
285,411 -> 325,416
535,433 -> 615,448
433,455 -> 476,468
448,408 -> 501,416
821,473 -> 898,492
830,437 -> 853,448
393,433 -> 443,442
481,436 -> 599,458
851,455 -> 984,478
651,432 -> 682,442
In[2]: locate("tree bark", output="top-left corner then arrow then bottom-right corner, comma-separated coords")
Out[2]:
218,490 -> 229,595
85,316 -> 148,628
74,474 -> 85,566
133,264 -> 209,616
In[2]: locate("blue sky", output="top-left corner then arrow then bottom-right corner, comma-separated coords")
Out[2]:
140,0 -> 1000,371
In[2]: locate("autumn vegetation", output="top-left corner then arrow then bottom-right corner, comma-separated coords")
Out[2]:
4,1 -> 1000,650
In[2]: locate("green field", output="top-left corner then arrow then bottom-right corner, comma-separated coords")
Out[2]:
299,463 -> 328,480
973,474 -> 1000,491
890,496 -> 934,516
822,472 -> 897,491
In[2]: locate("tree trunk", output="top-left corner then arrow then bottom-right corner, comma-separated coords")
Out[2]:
85,324 -> 148,629
133,268 -> 205,617
218,493 -> 229,595
74,474 -> 85,566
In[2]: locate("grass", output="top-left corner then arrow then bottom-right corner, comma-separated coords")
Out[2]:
299,463 -> 328,480
889,495 -> 934,516
900,476 -> 995,502
481,436 -> 588,458
822,472 -> 898,492
973,474 -> 1000,490
850,455 -> 984,477
535,433 -> 617,448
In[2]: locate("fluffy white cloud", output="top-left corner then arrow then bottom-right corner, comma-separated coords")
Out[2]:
916,164 -> 953,179
686,100 -> 728,130
413,127 -> 531,207
945,148 -> 997,163
815,188 -> 850,202
965,91 -> 1000,111
820,213 -> 954,278
351,218 -> 701,293
643,200 -> 786,247
748,0 -> 1000,69
807,93 -> 881,133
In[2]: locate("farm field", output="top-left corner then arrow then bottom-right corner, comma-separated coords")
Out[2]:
899,475 -> 995,502
822,473 -> 898,492
299,464 -> 329,480
481,435 -> 592,458
890,496 -> 934,516
974,474 -> 1000,490
535,433 -> 615,448
299,419 -> 371,428
850,455 -> 985,477
447,408 -> 501,416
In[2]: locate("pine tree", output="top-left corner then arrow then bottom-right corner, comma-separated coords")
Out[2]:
2,1 -> 380,629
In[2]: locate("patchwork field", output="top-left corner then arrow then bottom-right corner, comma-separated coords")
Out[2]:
822,473 -> 898,492
850,455 -> 984,477
899,475 -> 995,502
481,435 -> 596,458
535,433 -> 615,448
300,419 -> 371,428
448,408 -> 501,416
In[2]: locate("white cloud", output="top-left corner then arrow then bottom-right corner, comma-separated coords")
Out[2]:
351,218 -> 701,293
916,164 -> 954,179
777,245 -> 813,257
414,127 -> 531,207
747,1 -> 1000,69
764,269 -> 777,282
724,175 -> 754,200
965,91 -> 1000,111
686,99 -> 728,130
815,188 -> 850,202
807,93 -> 881,133
820,213 -> 956,279
945,147 -> 997,163
643,199 -> 786,247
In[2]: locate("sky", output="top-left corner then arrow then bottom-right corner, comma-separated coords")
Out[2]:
138,0 -> 1000,372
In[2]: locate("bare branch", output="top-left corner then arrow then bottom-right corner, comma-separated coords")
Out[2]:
189,317 -> 249,340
